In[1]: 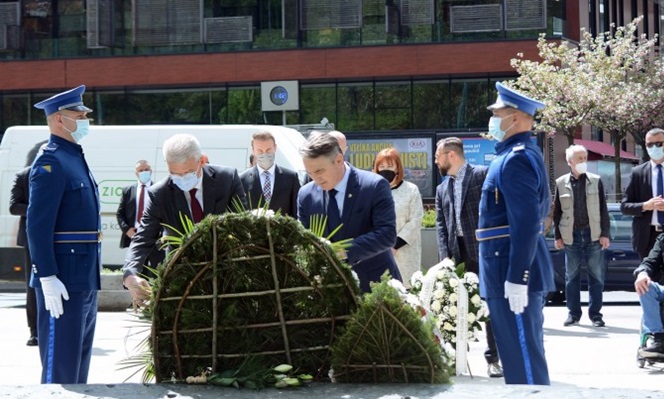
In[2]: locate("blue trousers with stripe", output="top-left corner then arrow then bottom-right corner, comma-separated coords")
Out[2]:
487,292 -> 550,385
35,289 -> 98,384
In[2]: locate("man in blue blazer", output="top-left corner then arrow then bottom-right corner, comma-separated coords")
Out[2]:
297,132 -> 401,292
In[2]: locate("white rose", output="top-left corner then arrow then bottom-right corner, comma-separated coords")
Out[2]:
411,270 -> 424,285
449,278 -> 459,287
388,279 -> 406,293
434,290 -> 445,299
464,272 -> 479,285
435,281 -> 444,290
449,293 -> 458,303
467,313 -> 476,323
431,300 -> 442,312
437,271 -> 446,280
449,306 -> 458,317
443,322 -> 454,331
471,294 -> 481,305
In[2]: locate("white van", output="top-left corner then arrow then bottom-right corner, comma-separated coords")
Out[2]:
0,125 -> 306,280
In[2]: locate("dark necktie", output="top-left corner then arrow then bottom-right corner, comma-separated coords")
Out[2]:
189,188 -> 204,224
658,164 -> 664,225
262,170 -> 272,203
136,184 -> 145,225
327,188 -> 342,235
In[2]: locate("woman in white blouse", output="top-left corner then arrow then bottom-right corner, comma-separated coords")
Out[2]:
372,148 -> 424,286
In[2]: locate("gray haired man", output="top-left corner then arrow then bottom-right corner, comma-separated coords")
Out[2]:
123,133 -> 247,305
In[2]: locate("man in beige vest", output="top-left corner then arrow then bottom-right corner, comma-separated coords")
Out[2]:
553,145 -> 610,327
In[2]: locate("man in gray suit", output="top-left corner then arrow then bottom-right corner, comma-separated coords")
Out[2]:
240,131 -> 300,217
123,134 -> 247,305
434,136 -> 502,378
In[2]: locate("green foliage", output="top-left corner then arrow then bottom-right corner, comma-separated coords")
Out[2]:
147,211 -> 360,383
330,276 -> 452,383
206,361 -> 312,389
422,209 -> 436,228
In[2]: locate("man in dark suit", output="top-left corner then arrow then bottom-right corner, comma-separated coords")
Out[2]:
434,136 -> 502,378
116,160 -> 164,278
9,166 -> 39,346
240,131 -> 300,217
297,132 -> 401,292
123,134 -> 247,305
621,127 -> 664,260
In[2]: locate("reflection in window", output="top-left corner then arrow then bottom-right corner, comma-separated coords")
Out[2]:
300,84 -> 337,126
338,83 -> 374,131
450,79 -> 489,129
413,80 -> 449,129
375,82 -> 411,130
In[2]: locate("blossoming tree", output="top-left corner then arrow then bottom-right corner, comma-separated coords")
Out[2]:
508,17 -> 664,198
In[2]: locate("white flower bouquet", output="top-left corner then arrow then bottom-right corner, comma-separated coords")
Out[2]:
410,258 -> 489,358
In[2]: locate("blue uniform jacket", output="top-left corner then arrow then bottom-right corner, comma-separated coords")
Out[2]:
478,132 -> 554,298
27,135 -> 101,292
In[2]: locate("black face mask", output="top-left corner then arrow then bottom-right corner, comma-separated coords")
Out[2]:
378,169 -> 396,182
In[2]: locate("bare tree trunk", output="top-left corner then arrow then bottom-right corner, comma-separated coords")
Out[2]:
614,136 -> 622,201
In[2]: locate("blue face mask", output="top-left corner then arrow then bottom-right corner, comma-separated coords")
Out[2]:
487,115 -> 514,142
648,146 -> 664,161
137,171 -> 151,184
171,170 -> 199,192
62,116 -> 90,143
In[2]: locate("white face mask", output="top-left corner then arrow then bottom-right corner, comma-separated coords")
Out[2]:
137,171 -> 151,184
574,162 -> 587,175
648,145 -> 664,161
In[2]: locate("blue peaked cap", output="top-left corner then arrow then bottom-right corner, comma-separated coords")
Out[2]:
487,82 -> 545,116
34,85 -> 93,116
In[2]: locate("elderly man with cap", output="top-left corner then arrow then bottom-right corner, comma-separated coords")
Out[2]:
475,82 -> 555,385
28,85 -> 101,384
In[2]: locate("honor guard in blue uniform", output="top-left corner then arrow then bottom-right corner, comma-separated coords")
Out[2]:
475,82 -> 555,385
27,85 -> 101,384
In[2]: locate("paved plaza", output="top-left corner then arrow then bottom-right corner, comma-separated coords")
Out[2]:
0,291 -> 661,398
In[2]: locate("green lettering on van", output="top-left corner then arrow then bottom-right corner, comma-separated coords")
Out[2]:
98,180 -> 134,205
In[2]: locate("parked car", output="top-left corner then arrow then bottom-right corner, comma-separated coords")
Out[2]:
546,203 -> 640,302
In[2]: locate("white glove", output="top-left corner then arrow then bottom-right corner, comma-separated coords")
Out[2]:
504,281 -> 528,314
40,276 -> 69,319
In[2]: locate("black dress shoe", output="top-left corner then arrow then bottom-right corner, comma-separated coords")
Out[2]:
592,317 -> 605,327
26,336 -> 38,346
563,315 -> 579,326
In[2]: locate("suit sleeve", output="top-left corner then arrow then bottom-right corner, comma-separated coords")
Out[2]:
230,169 -> 248,211
290,173 -> 301,218
27,154 -> 66,278
397,184 -> 423,246
634,234 -> 664,278
116,186 -> 132,234
123,189 -> 164,279
346,178 -> 397,265
297,186 -> 310,228
435,184 -> 449,261
9,171 -> 28,217
501,152 -> 541,285
621,168 -> 646,216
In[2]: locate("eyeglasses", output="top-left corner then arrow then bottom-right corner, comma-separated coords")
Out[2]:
435,151 -> 450,159
646,142 -> 664,148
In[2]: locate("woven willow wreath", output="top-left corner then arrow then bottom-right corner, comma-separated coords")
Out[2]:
146,212 -> 359,382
